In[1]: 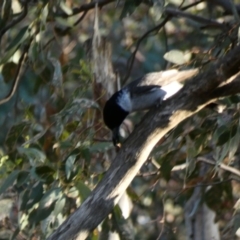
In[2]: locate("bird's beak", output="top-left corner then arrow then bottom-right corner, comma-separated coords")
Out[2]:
112,127 -> 121,148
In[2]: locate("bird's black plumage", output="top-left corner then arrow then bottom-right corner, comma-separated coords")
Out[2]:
103,90 -> 129,145
103,90 -> 129,130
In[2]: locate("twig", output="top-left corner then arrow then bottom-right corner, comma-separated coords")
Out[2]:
73,11 -> 88,26
156,197 -> 166,240
0,38 -> 33,105
170,156 -> 240,179
0,1 -> 28,41
122,16 -> 171,84
56,0 -> 115,18
93,138 -> 111,142
197,157 -> 240,177
165,7 -> 226,29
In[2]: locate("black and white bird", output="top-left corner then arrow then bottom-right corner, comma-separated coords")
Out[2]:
103,69 -> 197,146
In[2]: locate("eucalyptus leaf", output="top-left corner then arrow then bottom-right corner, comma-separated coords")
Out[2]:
164,49 -> 190,65
0,170 -> 19,195
18,147 -> 46,164
75,181 -> 91,201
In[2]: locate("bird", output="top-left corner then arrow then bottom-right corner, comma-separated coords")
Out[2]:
103,69 -> 198,146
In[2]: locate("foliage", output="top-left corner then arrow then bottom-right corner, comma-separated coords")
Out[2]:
1,0 -> 240,239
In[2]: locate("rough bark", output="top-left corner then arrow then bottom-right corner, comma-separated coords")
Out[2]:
47,45 -> 240,240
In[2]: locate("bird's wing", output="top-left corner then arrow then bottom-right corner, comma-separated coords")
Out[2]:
129,85 -> 161,96
124,69 -> 198,89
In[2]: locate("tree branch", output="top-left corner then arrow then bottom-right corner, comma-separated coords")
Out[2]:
55,0 -> 115,18
165,7 -> 226,29
47,43 -> 240,240
197,157 -> 240,178
0,37 -> 33,105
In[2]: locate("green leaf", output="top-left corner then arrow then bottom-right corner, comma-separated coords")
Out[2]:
81,148 -> 91,162
18,147 -> 46,164
219,129 -> 232,145
0,170 -> 20,194
120,0 -> 142,19
75,181 -> 91,201
90,142 -> 111,152
0,26 -> 29,64
0,46 -> 20,65
213,125 -> 228,142
126,187 -> 140,202
20,181 -> 44,210
55,17 -> 74,27
164,49 -> 190,65
34,166 -> 55,183
149,0 -> 165,21
158,150 -> 179,181
53,195 -> 66,216
40,188 -> 62,207
10,227 -> 20,240
28,188 -> 62,224
171,120 -> 185,139
67,186 -> 79,198
160,157 -> 173,181
6,26 -> 29,51
48,57 -> 63,95
65,154 -> 77,180
16,171 -> 29,187
189,128 -> 204,140
28,201 -> 56,224
229,95 -> 240,104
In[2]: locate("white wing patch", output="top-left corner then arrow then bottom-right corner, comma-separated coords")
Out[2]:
161,81 -> 183,100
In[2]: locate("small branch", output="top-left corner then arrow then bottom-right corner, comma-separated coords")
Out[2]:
0,38 -> 33,105
54,10 -> 89,36
123,16 -> 171,84
73,11 -> 88,26
197,157 -> 240,178
170,157 -> 240,179
165,7 -> 226,29
55,0 -> 115,18
0,1 -> 28,41
93,138 -> 111,142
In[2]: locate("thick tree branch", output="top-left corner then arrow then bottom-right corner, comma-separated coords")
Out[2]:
47,44 -> 240,240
